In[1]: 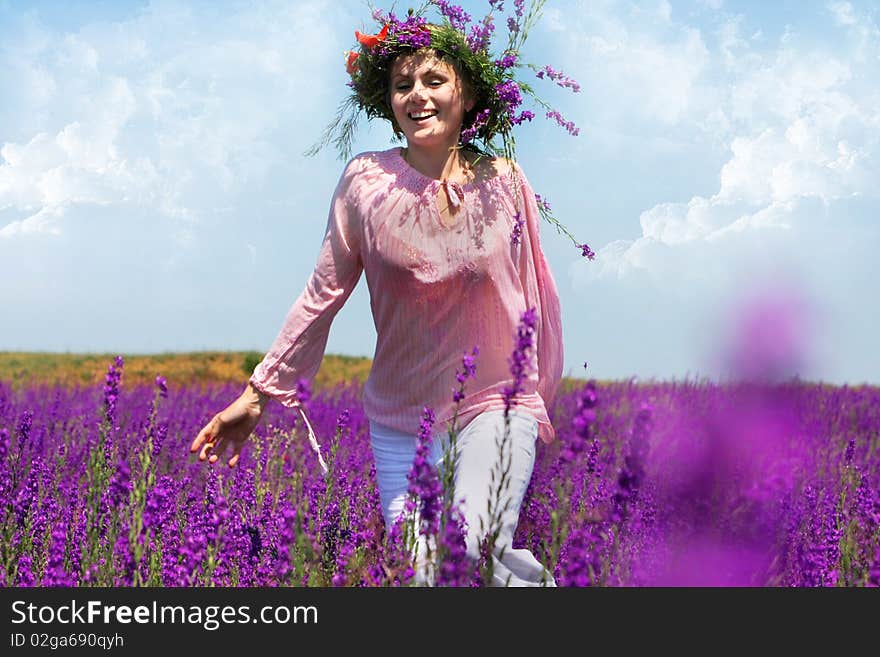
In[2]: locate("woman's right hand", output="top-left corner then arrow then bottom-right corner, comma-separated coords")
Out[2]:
190,383 -> 269,468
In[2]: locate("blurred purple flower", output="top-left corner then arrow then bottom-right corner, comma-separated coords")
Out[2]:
721,287 -> 812,382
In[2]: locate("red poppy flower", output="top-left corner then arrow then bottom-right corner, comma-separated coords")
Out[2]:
345,50 -> 359,75
355,23 -> 389,49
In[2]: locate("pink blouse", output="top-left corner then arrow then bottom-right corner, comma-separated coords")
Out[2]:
250,147 -> 563,462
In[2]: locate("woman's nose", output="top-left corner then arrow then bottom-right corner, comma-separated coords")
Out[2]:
410,82 -> 428,100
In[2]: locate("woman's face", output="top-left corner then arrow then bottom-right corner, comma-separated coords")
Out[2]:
389,52 -> 474,151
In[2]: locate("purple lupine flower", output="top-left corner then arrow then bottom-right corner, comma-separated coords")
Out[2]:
152,423 -> 167,460
461,108 -> 491,143
0,428 -> 11,508
467,13 -> 495,52
586,438 -> 600,476
495,79 -> 523,111
245,525 -> 262,559
795,485 -> 842,587
318,497 -> 342,579
383,515 -> 416,586
14,462 -> 40,526
388,14 -> 432,51
546,109 -> 579,136
578,243 -> 596,260
108,457 -> 131,507
0,427 -> 8,462
436,502 -> 471,586
611,403 -> 652,522
103,356 -> 124,424
274,506 -> 298,582
536,64 -> 581,92
510,211 -> 525,246
557,525 -> 603,586
855,474 -> 875,529
406,407 -> 443,537
868,546 -> 880,587
495,52 -> 517,69
511,110 -> 535,125
332,542 -> 355,586
336,409 -> 351,436
144,476 -> 175,531
154,375 -> 168,398
502,307 -> 538,415
17,410 -> 33,445
433,1 -> 471,31
204,469 -> 229,545
30,485 -> 54,559
452,347 -> 479,403
844,438 -> 855,466
42,518 -> 73,586
15,552 -> 36,587
822,506 -> 843,586
564,382 -> 598,463
534,193 -> 551,212
295,378 -> 312,405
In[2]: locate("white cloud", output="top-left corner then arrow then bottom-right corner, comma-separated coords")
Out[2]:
0,0 -> 345,240
565,0 -> 880,382
828,1 -> 858,26
565,3 -> 712,130
0,205 -> 64,238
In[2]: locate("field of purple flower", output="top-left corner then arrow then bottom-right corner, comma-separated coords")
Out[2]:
1,355 -> 878,587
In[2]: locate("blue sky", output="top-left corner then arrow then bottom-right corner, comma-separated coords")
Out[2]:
1,0 -> 878,384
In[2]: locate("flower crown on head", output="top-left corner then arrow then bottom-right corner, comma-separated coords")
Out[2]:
306,0 -> 594,260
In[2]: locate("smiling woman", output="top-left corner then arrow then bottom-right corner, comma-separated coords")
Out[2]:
189,1 -> 584,588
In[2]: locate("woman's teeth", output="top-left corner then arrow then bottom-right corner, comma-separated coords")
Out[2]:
409,111 -> 437,122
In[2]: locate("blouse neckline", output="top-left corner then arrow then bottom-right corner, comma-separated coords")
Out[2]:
381,147 -> 514,193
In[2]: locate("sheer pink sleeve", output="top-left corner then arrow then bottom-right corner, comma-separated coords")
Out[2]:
249,161 -> 363,408
516,167 -> 564,426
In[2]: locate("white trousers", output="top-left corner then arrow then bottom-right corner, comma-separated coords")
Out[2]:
369,409 -> 556,587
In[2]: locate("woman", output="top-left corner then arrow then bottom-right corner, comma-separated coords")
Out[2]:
190,6 -> 580,586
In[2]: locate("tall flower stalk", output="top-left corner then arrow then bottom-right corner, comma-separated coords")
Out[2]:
474,307 -> 538,585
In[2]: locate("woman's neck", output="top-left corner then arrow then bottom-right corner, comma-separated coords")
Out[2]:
402,141 -> 471,183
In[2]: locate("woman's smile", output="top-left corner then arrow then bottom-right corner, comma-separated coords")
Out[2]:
408,109 -> 438,123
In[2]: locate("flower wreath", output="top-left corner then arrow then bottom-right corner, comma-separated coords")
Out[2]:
307,0 -> 594,260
